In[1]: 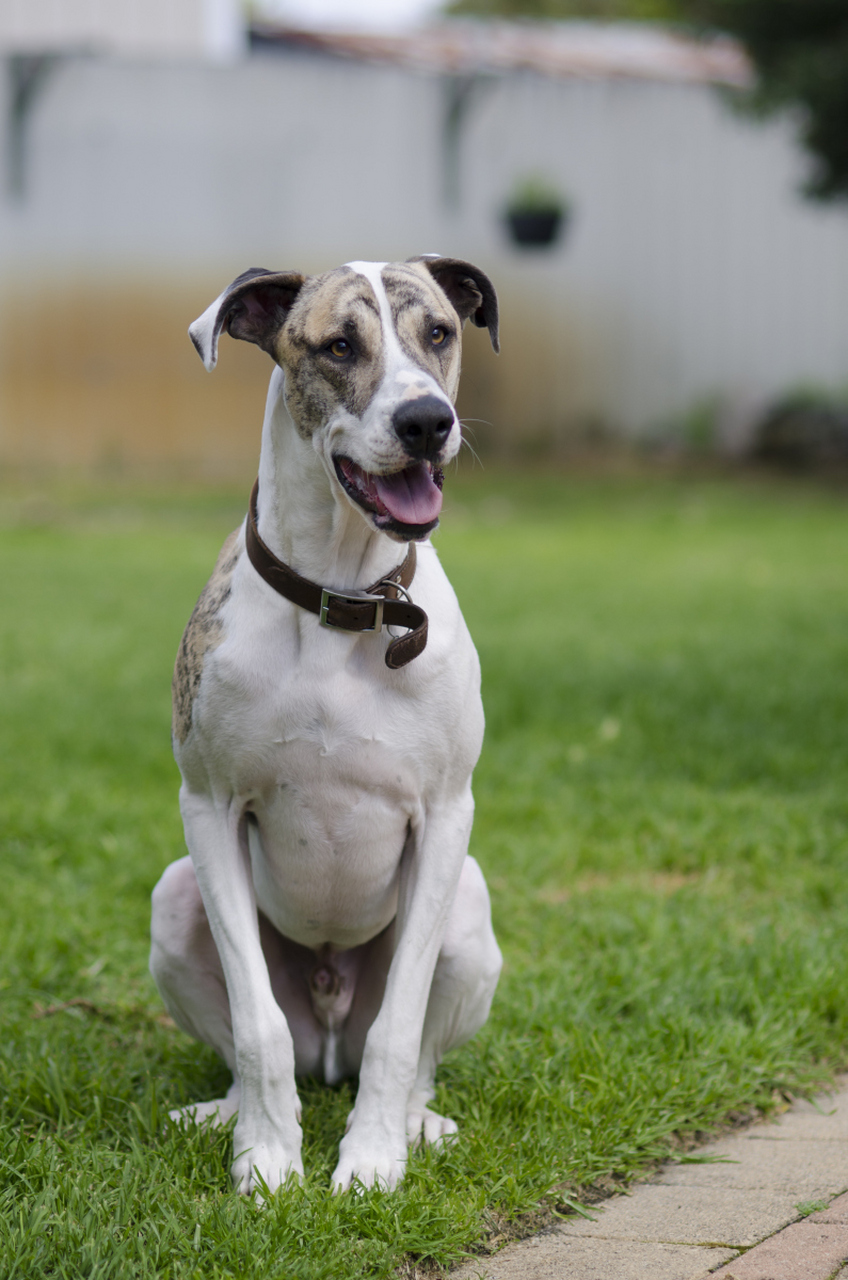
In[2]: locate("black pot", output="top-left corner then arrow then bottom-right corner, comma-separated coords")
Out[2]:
505,207 -> 565,248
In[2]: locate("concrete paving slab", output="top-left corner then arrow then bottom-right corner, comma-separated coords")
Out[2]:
810,1191 -> 848,1224
709,1221 -> 848,1280
555,1184 -> 799,1248
450,1079 -> 848,1280
655,1137 -> 848,1197
451,1236 -> 737,1280
749,1078 -> 848,1143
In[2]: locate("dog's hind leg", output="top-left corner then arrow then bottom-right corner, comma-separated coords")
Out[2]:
150,856 -> 242,1126
406,855 -> 501,1147
150,856 -> 325,1130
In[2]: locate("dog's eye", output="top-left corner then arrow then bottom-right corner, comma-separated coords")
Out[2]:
430,326 -> 449,346
328,339 -> 352,360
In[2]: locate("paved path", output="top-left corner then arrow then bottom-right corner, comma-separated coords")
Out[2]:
453,1077 -> 848,1280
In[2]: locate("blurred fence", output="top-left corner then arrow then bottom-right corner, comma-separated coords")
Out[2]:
2,23 -> 848,474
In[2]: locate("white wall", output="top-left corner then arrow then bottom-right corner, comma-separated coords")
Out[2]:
0,0 -> 245,60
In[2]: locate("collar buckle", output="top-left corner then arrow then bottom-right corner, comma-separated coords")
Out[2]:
319,588 -> 385,633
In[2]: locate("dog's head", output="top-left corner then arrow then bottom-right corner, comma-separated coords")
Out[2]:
189,257 -> 498,542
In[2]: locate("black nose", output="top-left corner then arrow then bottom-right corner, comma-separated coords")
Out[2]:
392,396 -> 454,461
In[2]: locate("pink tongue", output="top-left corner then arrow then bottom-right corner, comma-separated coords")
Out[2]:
374,465 -> 443,525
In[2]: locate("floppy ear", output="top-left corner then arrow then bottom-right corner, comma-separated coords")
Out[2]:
410,255 -> 499,353
188,267 -> 306,371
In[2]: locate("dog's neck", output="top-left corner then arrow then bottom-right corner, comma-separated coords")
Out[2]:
255,368 -> 410,590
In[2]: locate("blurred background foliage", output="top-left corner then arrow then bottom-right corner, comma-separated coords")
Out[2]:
446,0 -> 848,201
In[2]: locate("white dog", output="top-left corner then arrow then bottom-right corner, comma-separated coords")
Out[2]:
149,256 -> 502,1195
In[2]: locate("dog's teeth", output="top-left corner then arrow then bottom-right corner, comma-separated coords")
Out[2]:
340,457 -> 390,516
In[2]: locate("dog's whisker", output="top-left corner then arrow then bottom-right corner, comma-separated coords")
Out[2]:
458,435 -> 484,469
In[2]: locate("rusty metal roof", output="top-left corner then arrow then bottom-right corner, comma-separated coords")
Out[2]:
249,19 -> 752,87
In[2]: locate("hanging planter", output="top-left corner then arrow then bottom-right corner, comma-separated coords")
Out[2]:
504,177 -> 570,250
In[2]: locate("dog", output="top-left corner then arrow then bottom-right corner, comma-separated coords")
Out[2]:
149,256 -> 502,1195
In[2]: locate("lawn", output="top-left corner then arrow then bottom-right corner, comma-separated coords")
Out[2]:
2,467 -> 848,1278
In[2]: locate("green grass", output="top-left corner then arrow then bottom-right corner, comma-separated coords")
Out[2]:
2,468 -> 848,1278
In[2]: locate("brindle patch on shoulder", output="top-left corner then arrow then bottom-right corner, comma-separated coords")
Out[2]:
172,527 -> 241,744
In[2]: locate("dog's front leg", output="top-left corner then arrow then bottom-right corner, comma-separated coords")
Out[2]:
179,787 -> 304,1195
332,790 -> 475,1192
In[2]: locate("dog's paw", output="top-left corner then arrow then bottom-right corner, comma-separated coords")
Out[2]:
406,1105 -> 458,1149
231,1112 -> 304,1199
167,1083 -> 241,1130
331,1130 -> 407,1192
230,1139 -> 304,1199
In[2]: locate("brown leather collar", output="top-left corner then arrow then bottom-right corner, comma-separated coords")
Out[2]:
245,479 -> 428,669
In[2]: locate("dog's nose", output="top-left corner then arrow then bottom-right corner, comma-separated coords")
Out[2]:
392,396 -> 454,461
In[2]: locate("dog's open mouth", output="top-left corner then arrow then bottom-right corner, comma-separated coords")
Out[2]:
334,456 -> 445,538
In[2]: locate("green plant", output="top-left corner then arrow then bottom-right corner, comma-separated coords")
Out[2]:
753,383 -> 848,470
796,1199 -> 829,1217
642,395 -> 722,454
505,174 -> 568,215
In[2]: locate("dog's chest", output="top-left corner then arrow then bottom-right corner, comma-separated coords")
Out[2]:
248,722 -> 420,947
206,651 -> 437,947
177,549 -> 482,948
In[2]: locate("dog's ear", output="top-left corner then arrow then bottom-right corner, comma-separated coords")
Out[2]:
189,268 -> 306,371
410,255 -> 499,353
